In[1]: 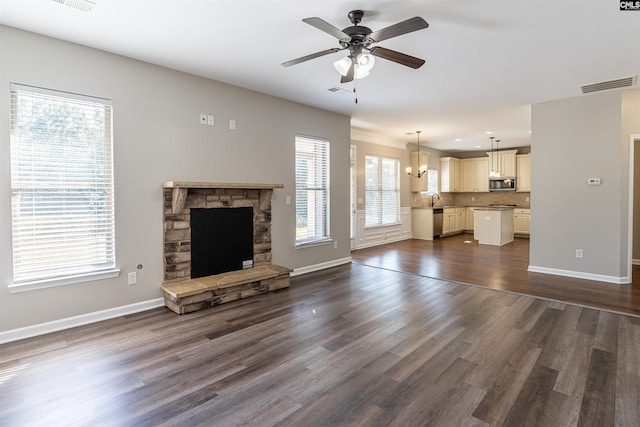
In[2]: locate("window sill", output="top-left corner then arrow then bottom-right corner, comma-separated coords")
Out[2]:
8,269 -> 122,294
295,238 -> 333,249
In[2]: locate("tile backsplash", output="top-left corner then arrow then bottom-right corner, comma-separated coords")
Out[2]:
412,192 -> 531,208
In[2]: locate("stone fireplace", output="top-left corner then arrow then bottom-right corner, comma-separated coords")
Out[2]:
162,181 -> 283,282
161,182 -> 291,314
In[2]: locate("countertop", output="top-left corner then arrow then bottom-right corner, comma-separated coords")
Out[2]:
412,205 -> 526,210
473,206 -> 515,211
411,205 -> 465,209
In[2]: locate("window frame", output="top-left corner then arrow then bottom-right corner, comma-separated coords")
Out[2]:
295,135 -> 330,247
8,83 -> 119,293
365,154 -> 400,228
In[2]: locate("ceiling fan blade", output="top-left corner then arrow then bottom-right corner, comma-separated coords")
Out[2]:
281,48 -> 341,67
340,62 -> 355,83
369,46 -> 425,69
303,17 -> 350,41
369,16 -> 429,43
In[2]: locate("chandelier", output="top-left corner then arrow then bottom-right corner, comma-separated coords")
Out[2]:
406,131 -> 427,178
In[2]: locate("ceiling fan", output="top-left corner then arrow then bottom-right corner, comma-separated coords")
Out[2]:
282,10 -> 429,83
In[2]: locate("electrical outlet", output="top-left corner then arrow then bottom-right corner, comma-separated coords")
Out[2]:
128,272 -> 137,285
229,119 -> 236,130
525,196 -> 530,202
333,241 -> 338,249
200,113 -> 207,125
576,249 -> 583,258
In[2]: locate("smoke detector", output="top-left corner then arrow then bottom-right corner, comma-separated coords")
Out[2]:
51,0 -> 95,12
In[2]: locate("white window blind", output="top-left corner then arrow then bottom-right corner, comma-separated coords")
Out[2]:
427,169 -> 439,195
10,84 -> 115,285
295,136 -> 330,245
365,155 -> 400,227
350,144 -> 357,239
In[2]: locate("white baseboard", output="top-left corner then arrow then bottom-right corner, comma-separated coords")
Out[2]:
527,265 -> 631,284
290,257 -> 352,277
0,298 -> 165,345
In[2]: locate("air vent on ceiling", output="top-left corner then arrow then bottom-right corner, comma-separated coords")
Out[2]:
328,86 -> 351,95
580,76 -> 636,94
52,0 -> 95,12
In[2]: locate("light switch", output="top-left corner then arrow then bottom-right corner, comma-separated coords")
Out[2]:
207,115 -> 215,126
229,119 -> 236,130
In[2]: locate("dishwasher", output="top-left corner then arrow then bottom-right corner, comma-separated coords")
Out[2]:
432,208 -> 444,238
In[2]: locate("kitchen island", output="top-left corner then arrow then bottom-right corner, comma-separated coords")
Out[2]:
473,206 -> 515,246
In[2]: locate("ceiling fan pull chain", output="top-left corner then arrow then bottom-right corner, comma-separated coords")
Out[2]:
354,74 -> 358,104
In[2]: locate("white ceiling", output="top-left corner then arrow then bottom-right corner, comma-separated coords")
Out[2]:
1,0 -> 639,151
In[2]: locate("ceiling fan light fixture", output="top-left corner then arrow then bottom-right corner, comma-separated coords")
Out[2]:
357,53 -> 375,71
333,56 -> 352,76
354,68 -> 370,79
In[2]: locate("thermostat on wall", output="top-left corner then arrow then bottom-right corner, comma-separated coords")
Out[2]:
587,178 -> 601,186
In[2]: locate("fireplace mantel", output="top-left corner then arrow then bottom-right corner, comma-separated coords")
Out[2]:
163,181 -> 284,189
163,181 -> 283,214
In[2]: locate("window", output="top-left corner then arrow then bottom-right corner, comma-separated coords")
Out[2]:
365,155 -> 400,227
295,136 -> 329,245
350,144 -> 356,240
10,84 -> 116,288
426,169 -> 439,195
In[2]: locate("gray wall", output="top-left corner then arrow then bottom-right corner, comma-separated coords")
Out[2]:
530,89 -> 640,281
0,26 -> 351,332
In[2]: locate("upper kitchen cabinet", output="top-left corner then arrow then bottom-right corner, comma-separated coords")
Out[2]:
440,157 -> 460,192
461,157 -> 489,192
516,154 -> 531,192
409,151 -> 430,192
486,149 -> 518,177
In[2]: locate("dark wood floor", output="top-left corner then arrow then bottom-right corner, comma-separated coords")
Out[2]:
352,234 -> 640,316
1,259 -> 640,426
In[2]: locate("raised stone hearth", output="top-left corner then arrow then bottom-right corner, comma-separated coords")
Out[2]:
162,181 -> 289,314
162,264 -> 292,314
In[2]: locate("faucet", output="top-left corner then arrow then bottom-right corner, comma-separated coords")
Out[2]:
431,193 -> 440,207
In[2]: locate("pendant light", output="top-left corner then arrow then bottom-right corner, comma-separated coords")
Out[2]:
489,136 -> 502,178
406,130 -> 427,178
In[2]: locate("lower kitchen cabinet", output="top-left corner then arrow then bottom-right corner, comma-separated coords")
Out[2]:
443,207 -> 465,235
465,207 -> 476,230
514,208 -> 531,235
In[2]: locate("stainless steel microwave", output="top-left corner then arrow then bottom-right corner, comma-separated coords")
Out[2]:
489,177 -> 516,191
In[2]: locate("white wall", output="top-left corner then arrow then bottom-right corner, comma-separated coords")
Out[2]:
529,89 -> 640,283
0,26 -> 351,332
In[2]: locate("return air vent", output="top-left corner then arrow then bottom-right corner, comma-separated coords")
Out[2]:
580,76 -> 636,94
327,86 -> 350,94
51,0 -> 95,12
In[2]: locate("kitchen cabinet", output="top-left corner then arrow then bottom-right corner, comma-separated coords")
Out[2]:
465,207 -> 476,230
514,208 -> 531,235
409,151 -> 430,192
516,154 -> 531,192
486,149 -> 517,177
439,157 -> 460,192
411,208 -> 434,240
461,158 -> 489,192
443,207 -> 465,235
